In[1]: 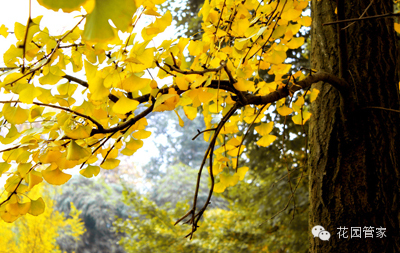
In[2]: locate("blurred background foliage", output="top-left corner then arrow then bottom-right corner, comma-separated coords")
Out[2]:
0,186 -> 85,253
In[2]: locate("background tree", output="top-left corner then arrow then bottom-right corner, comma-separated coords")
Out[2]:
135,106 -> 309,251
0,186 -> 85,253
55,176 -> 130,253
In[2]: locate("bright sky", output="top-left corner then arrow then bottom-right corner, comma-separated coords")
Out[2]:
0,1 -> 177,189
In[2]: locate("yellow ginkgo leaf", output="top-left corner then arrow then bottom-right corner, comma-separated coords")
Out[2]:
28,197 -> 45,216
236,166 -> 249,180
3,103 -> 29,125
256,135 -> 277,147
144,8 -> 161,16
183,106 -> 197,120
85,60 -> 109,100
309,88 -> 320,102
83,0 -> 136,42
37,0 -> 88,13
18,84 -> 42,104
80,165 -> 100,178
153,93 -> 179,112
255,122 -> 274,136
27,170 -> 43,190
101,148 -> 119,159
57,82 -> 78,96
264,49 -> 286,64
220,174 -> 240,187
39,150 -> 63,164
395,23 -> 400,34
197,89 -> 215,103
42,167 -> 72,185
292,111 -> 312,125
56,156 -> 81,169
38,65 -> 65,85
226,145 -> 245,157
214,182 -> 226,193
175,76 -> 189,90
1,212 -> 19,223
286,37 -> 305,49
0,124 -> 20,144
233,79 -> 256,92
126,139 -> 144,151
112,96 -> 139,114
101,158 -> 120,170
174,110 -> 184,127
120,74 -> 151,92
0,24 -> 8,38
281,8 -> 302,21
65,124 -> 92,139
66,140 -> 91,161
17,163 -> 31,176
132,130 -> 151,139
6,202 -> 31,216
0,162 -> 11,175
298,16 -> 312,27
141,10 -> 172,40
211,163 -> 226,176
277,105 -> 293,116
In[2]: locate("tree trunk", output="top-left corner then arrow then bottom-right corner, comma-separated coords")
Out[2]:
309,1 -> 400,252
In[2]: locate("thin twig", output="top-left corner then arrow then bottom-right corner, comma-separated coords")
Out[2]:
323,12 -> 400,26
342,0 -> 374,30
5,16 -> 86,86
0,100 -> 103,131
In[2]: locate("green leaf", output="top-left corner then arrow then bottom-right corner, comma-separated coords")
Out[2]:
83,0 -> 136,42
66,140 -> 91,161
37,0 -> 89,13
28,197 -> 45,216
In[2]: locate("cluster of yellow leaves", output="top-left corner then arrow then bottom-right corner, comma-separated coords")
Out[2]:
0,0 -> 319,219
0,187 -> 85,253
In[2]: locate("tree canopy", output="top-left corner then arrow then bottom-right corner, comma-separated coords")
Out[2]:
0,0 -> 399,249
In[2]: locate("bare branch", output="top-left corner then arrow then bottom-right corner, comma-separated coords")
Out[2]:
0,100 -> 104,131
246,72 -> 350,105
90,104 -> 154,135
323,12 -> 400,26
165,61 -> 225,75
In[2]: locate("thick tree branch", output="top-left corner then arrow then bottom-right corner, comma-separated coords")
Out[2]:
62,74 -> 88,88
90,104 -> 154,135
246,72 -> 350,105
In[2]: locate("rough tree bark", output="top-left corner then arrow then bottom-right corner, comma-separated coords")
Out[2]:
309,1 -> 400,252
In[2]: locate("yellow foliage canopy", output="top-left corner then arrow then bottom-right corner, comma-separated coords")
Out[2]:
0,0 -> 323,236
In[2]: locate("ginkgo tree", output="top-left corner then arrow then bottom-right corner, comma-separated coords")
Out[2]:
1,0 -> 400,252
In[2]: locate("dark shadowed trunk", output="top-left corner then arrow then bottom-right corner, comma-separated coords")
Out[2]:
309,1 -> 400,252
